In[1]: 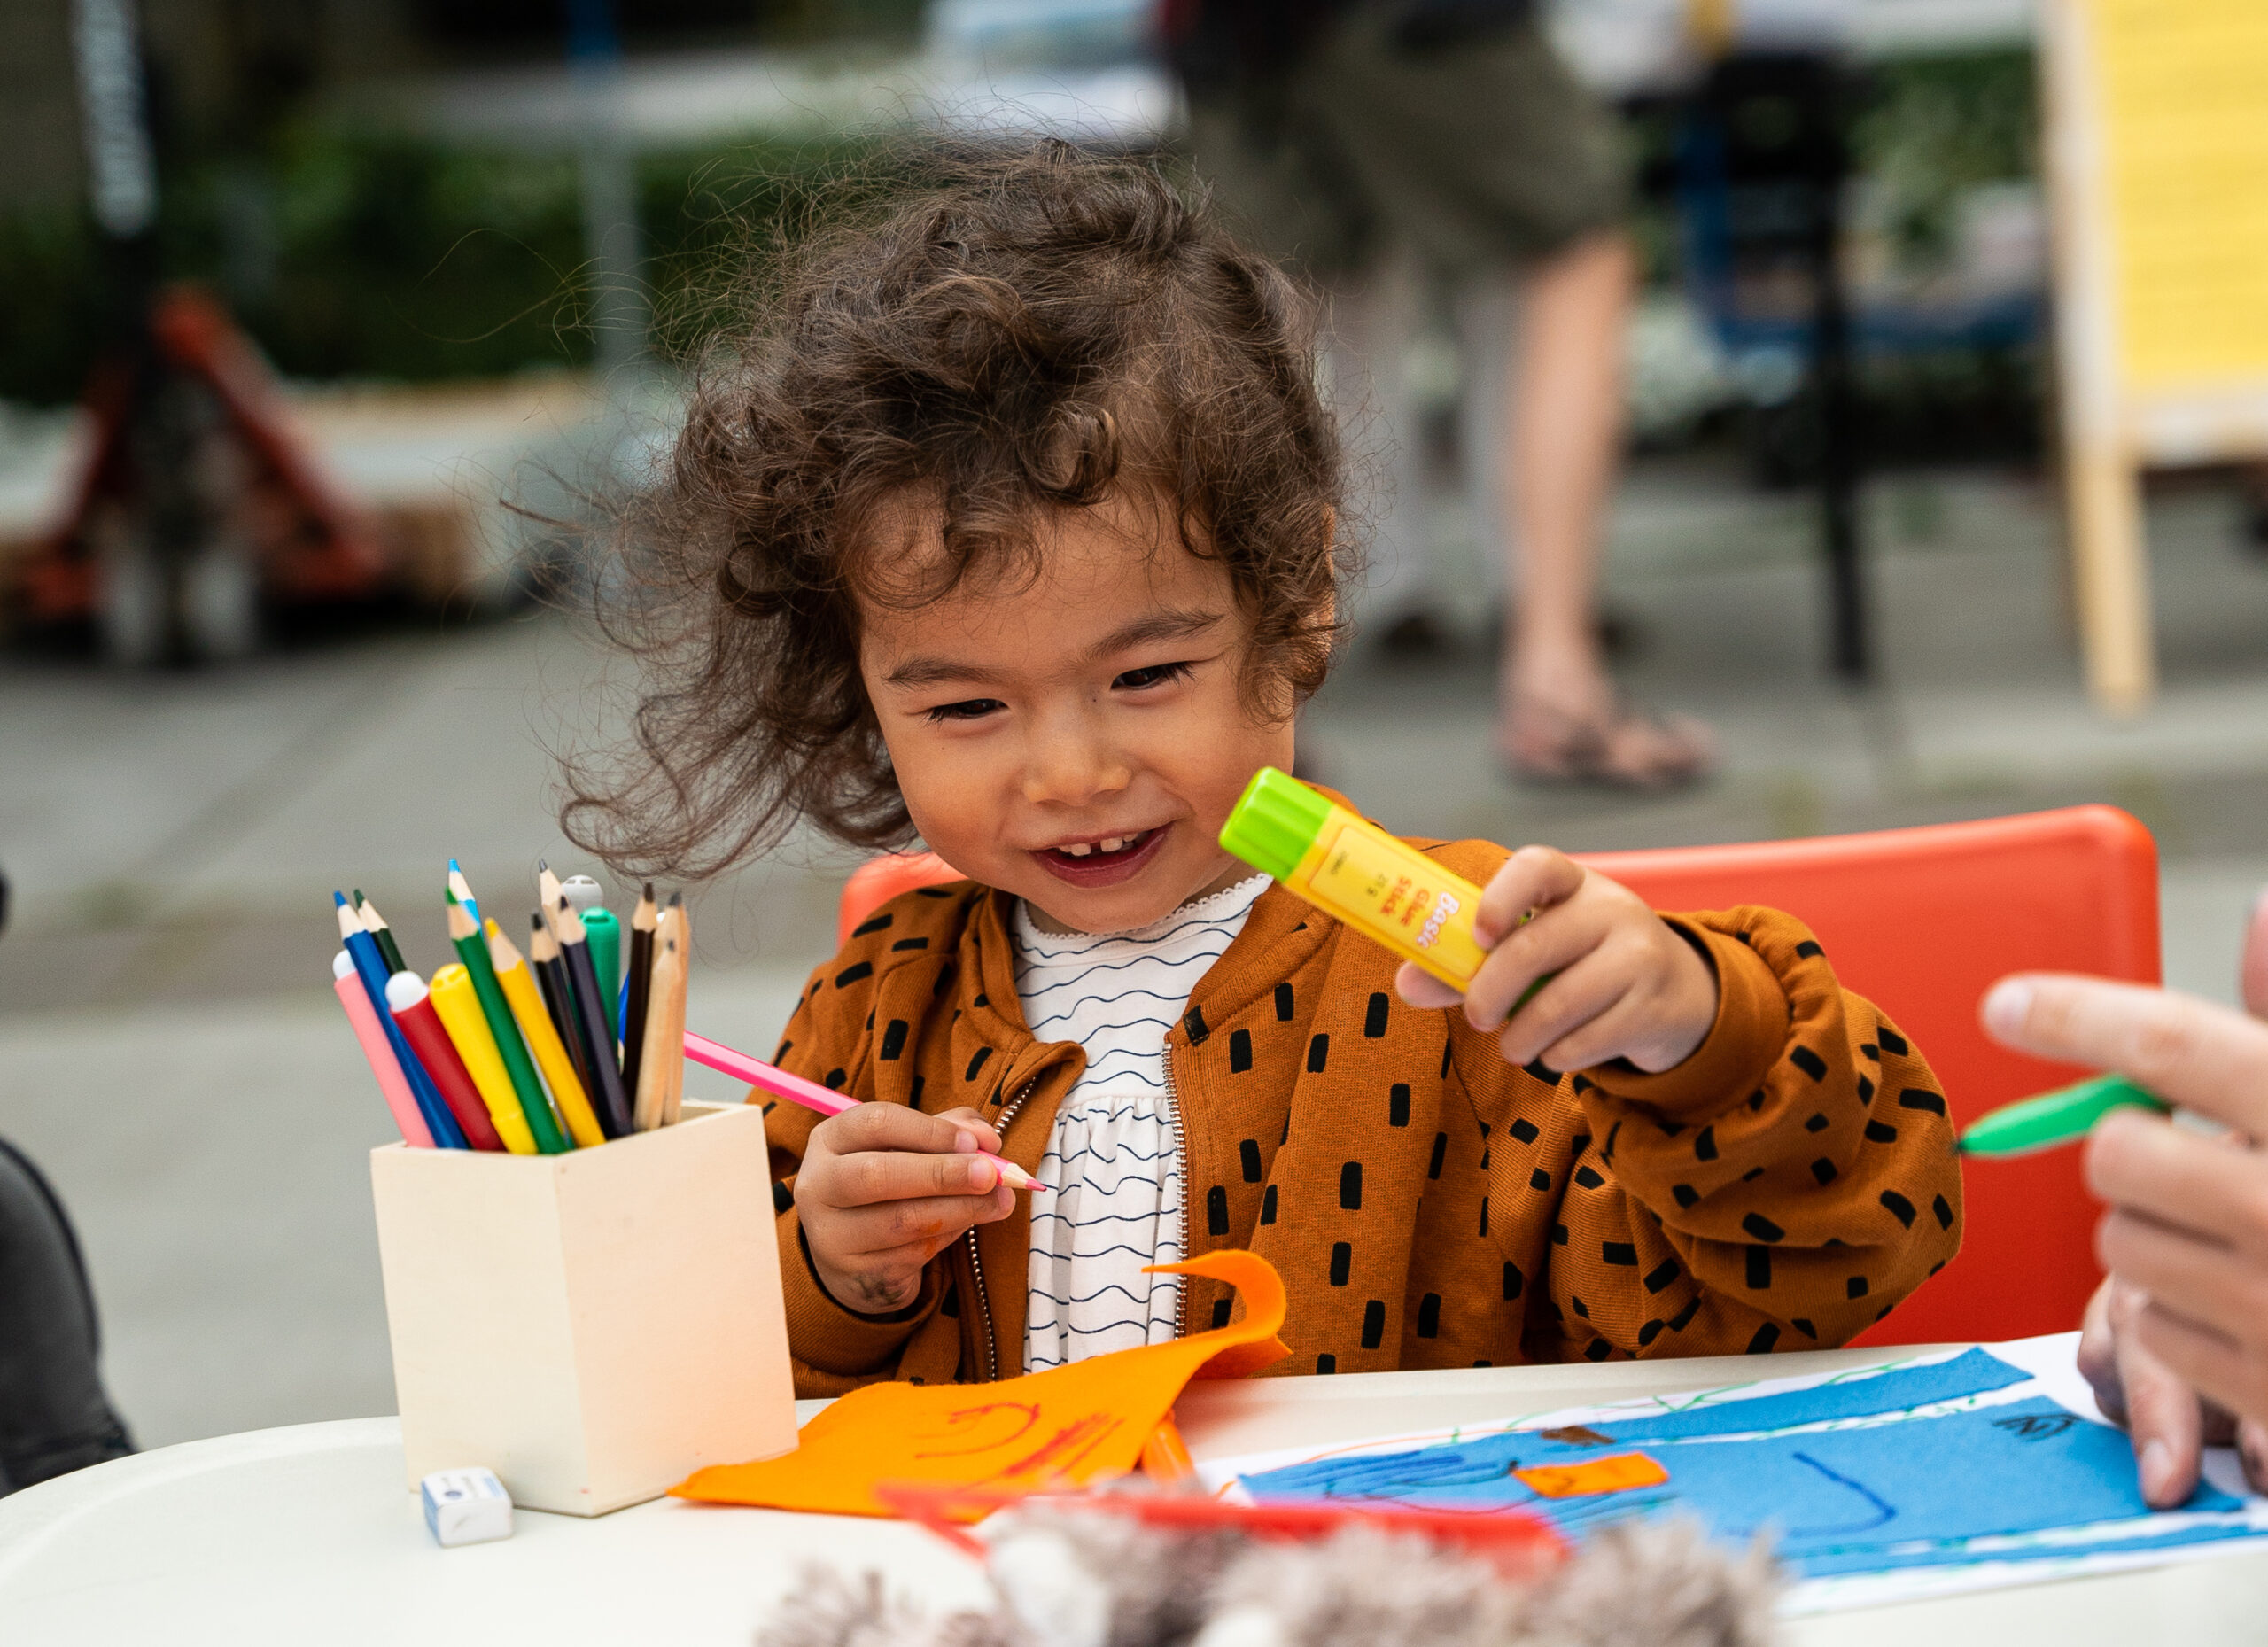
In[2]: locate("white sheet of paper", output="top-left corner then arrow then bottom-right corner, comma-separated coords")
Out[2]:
1194,1333 -> 2268,1616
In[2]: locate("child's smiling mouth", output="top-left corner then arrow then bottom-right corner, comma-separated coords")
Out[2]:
1032,827 -> 1169,888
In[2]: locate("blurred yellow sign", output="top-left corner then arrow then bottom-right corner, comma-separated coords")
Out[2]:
2093,0 -> 2268,390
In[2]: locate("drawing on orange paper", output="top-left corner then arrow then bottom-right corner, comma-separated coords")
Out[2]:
671,1249 -> 1291,1519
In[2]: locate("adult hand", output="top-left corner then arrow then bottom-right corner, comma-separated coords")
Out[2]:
793,1104 -> 1015,1316
1981,895 -> 2268,1506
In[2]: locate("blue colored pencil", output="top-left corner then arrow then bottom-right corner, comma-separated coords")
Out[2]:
337,893 -> 467,1149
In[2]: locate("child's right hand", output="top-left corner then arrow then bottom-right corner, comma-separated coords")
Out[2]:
794,1105 -> 1017,1316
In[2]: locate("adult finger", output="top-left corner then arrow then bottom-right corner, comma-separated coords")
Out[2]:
2086,1110 -> 2268,1264
2243,891 -> 2268,1020
1474,847 -> 1586,948
2077,1278 -> 2126,1424
2130,1293 -> 2268,1437
1981,973 -> 2268,1138
2095,1205 -> 2268,1342
2105,1279 -> 2207,1509
2241,1418 -> 2268,1496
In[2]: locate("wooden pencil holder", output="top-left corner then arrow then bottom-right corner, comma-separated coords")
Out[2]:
370,1100 -> 796,1516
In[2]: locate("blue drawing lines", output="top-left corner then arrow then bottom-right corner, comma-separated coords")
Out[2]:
1237,1350 -> 2258,1581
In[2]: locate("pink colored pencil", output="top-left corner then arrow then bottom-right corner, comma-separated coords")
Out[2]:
683,1029 -> 858,1115
682,1029 -> 1042,1191
334,951 -> 433,1146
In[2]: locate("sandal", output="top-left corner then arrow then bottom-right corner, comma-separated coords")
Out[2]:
1503,694 -> 1716,791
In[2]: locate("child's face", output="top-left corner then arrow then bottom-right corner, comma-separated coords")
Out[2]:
858,492 -> 1296,935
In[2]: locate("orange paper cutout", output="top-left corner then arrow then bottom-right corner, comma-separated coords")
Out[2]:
671,1250 -> 1291,1518
1511,1452 -> 1668,1499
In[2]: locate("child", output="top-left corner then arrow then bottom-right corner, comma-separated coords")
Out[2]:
567,146 -> 1961,1396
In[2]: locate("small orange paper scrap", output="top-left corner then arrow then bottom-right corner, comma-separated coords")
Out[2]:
672,1249 -> 1291,1518
1511,1452 -> 1668,1499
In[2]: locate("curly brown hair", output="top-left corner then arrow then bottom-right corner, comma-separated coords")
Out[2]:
561,141 -> 1350,880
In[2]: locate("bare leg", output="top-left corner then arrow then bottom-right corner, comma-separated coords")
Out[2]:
1323,260 -> 1435,633
1496,229 -> 1713,784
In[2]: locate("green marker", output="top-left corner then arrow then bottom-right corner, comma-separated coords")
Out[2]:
1958,1073 -> 2171,1159
584,908 -> 622,1026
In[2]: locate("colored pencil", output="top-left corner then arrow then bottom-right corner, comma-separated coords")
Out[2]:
487,919 -> 603,1149
448,858 -> 478,928
353,890 -> 407,975
555,897 -> 633,1138
678,1029 -> 1042,1192
447,890 -> 568,1154
333,950 -> 433,1146
338,894 -> 465,1149
620,882 -> 657,1099
681,1032 -> 857,1116
384,971 -> 505,1151
633,906 -> 687,1130
529,913 -> 594,1100
661,893 -> 690,1125
426,964 -> 539,1154
536,860 -> 564,933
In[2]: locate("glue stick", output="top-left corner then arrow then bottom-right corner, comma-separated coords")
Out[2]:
1219,767 -> 1495,992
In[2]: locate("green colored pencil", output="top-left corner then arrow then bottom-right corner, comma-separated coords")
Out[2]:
447,890 -> 570,1154
1959,1073 -> 2170,1159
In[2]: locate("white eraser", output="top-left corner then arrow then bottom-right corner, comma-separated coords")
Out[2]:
421,1467 -> 514,1547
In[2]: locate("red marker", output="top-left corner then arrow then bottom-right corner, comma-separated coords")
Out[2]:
388,973 -> 506,1152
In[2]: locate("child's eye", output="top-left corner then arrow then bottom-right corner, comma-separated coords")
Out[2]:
923,697 -> 1005,723
1113,661 -> 1193,692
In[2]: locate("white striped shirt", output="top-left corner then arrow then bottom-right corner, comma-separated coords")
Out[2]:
1014,875 -> 1270,1371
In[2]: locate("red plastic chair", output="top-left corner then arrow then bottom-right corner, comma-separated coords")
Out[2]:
836,807 -> 2160,1348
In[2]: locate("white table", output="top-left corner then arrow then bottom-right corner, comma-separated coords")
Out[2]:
2,1346 -> 2264,1644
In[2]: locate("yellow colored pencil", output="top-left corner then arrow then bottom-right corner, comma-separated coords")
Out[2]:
429,963 -> 539,1154
662,895 -> 689,1125
486,919 -> 605,1149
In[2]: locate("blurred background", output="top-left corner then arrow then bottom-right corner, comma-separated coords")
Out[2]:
3,0 -> 2266,1463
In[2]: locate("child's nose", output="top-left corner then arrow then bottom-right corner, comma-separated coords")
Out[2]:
1021,714 -> 1131,806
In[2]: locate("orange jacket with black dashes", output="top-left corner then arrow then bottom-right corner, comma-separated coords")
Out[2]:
753,828 -> 1963,1397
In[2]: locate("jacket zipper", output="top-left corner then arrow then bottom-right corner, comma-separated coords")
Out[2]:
1160,1030 -> 1191,1342
966,1076 -> 1038,1383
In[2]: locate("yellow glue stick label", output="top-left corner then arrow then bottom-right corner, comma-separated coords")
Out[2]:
1303,822 -> 1489,986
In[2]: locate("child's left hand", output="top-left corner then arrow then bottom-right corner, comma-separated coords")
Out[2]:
1394,845 -> 1718,1074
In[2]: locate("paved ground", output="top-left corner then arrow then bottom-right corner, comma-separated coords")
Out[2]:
4,452 -> 2267,1449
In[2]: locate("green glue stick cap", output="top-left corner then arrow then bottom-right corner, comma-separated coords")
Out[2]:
1958,1072 -> 2171,1159
1220,766 -> 1332,882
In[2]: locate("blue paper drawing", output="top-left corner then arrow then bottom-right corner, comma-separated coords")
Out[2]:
1237,1351 -> 2255,1579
